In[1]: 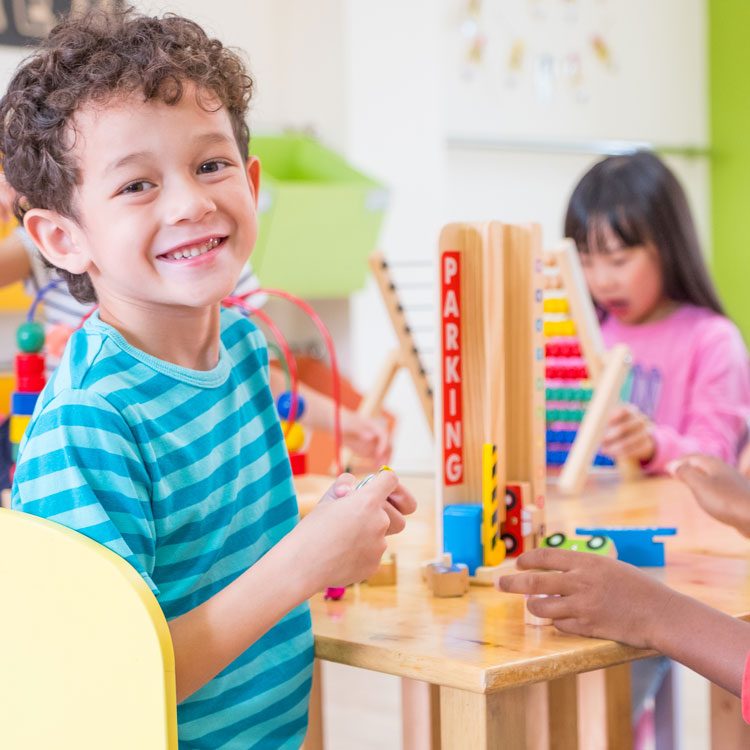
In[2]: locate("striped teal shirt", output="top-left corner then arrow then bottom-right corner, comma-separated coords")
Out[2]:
12,307 -> 313,749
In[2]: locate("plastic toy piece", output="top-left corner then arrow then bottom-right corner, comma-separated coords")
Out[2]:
366,551 -> 397,586
324,587 -> 346,601
443,504 -> 483,575
426,555 -> 469,598
575,526 -> 677,567
280,421 -> 305,453
541,532 -> 617,558
276,391 -> 306,421
16,321 -> 44,353
288,452 -> 306,476
482,443 -> 505,566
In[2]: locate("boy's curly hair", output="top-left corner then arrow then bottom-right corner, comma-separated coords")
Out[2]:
0,8 -> 254,303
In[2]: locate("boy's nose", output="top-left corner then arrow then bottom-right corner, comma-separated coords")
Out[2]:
164,179 -> 216,224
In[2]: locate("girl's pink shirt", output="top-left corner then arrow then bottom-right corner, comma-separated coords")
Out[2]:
602,305 -> 750,474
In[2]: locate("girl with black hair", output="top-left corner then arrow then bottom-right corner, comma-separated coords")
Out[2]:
565,151 -> 750,473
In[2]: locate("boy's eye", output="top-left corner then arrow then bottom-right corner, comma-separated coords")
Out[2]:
198,160 -> 228,174
120,180 -> 154,195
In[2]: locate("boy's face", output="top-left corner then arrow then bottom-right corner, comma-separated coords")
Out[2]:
42,84 -> 259,312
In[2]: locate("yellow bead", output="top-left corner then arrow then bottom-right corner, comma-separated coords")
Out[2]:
281,421 -> 305,453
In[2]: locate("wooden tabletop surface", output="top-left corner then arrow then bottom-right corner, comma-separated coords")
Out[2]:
306,473 -> 750,694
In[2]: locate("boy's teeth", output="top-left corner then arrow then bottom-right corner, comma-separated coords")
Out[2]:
164,237 -> 220,260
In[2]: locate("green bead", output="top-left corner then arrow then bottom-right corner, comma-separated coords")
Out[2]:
16,321 -> 45,353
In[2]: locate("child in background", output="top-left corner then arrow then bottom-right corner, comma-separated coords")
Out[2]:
4,9 -> 416,748
565,151 -> 750,473
497,451 -> 750,720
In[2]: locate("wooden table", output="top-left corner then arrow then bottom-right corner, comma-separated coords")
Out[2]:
305,474 -> 750,749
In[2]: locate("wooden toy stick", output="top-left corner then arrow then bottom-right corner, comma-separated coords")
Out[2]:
367,251 -> 434,432
482,443 -> 505,566
340,348 -> 402,472
551,239 -> 641,482
558,344 -> 632,495
550,239 -> 605,378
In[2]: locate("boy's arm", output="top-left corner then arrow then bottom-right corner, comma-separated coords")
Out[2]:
0,231 -> 31,288
497,549 -> 750,699
168,470 -> 414,701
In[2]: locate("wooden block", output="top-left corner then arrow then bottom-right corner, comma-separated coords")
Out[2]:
428,561 -> 469,597
524,595 -> 553,626
366,551 -> 397,586
558,344 -> 632,495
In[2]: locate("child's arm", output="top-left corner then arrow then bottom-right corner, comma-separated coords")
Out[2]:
497,549 -> 750,699
604,326 -> 750,474
268,366 -> 391,467
168,470 -> 414,701
0,230 -> 31,288
669,455 -> 750,537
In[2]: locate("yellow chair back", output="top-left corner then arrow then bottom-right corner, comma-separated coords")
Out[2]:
0,508 -> 178,749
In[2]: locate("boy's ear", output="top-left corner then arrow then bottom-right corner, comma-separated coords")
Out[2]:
245,156 -> 260,208
23,209 -> 91,275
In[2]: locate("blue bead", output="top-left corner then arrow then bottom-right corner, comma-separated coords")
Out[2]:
276,391 -> 306,421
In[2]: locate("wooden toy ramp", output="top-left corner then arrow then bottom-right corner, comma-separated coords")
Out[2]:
0,508 -> 177,749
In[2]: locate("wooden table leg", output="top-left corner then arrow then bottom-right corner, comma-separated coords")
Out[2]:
301,659 -> 324,750
440,685 -> 525,749
711,683 -> 750,748
402,678 -> 441,750
549,674 -> 579,750
578,664 -> 632,750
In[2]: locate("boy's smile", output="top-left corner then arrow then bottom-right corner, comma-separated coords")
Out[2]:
25,83 -> 260,368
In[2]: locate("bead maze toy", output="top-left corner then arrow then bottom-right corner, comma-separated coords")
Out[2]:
543,239 -> 640,494
437,221 -> 546,587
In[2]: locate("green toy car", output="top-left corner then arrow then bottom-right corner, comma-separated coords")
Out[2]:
541,532 -> 616,557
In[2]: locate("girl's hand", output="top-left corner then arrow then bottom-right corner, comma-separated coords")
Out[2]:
669,454 -> 750,538
294,471 -> 416,589
738,442 -> 750,479
496,548 -> 676,649
600,404 -> 656,463
341,410 -> 392,468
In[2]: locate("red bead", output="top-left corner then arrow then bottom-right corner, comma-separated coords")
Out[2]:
16,374 -> 46,393
15,353 -> 45,376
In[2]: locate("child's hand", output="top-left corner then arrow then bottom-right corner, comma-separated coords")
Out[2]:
496,548 -> 676,649
294,471 -> 416,590
600,404 -> 656,464
669,454 -> 750,538
341,411 -> 392,468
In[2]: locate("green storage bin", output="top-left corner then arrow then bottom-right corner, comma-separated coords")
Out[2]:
249,134 -> 388,298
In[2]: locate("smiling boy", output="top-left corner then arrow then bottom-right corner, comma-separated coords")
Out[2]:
3,10 -> 415,748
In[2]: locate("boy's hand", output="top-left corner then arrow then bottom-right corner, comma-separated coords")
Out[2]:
341,411 -> 392,468
496,548 -> 676,649
669,454 -> 750,538
600,404 -> 656,464
295,471 -> 416,590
